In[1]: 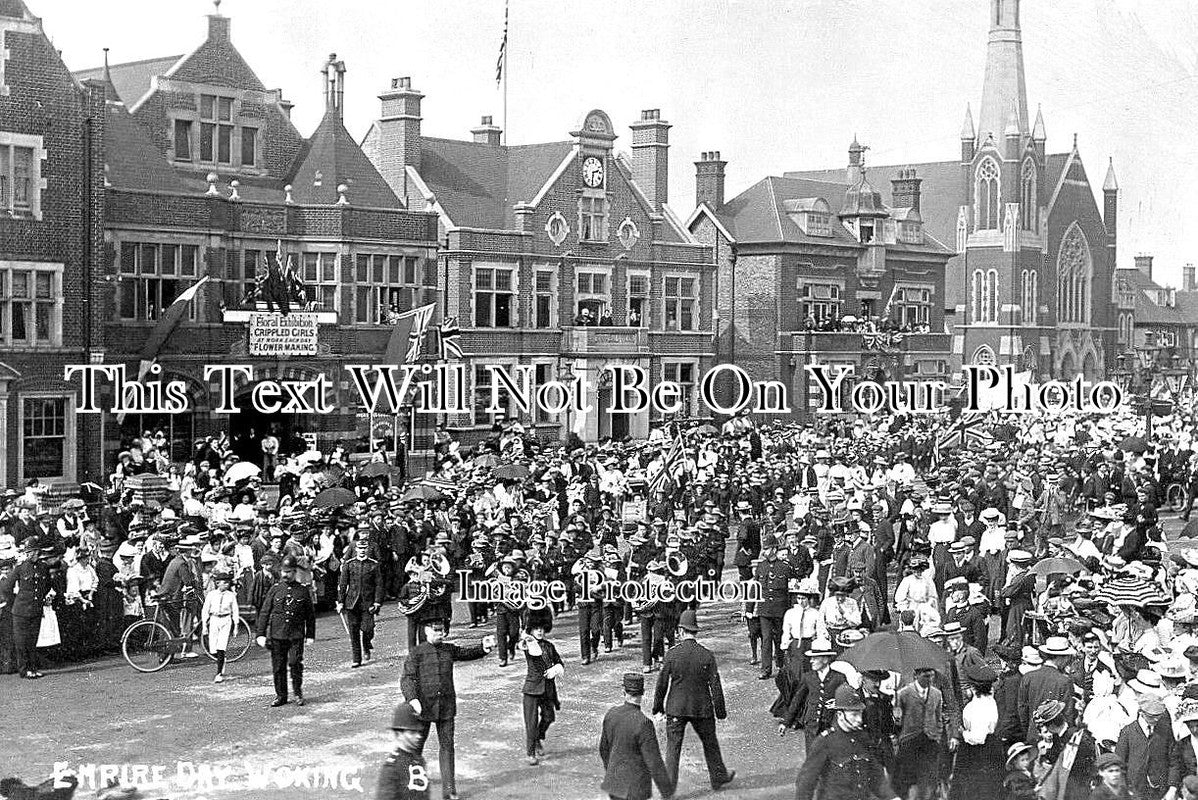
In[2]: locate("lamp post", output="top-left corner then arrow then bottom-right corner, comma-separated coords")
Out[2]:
1133,335 -> 1189,440
557,359 -> 576,443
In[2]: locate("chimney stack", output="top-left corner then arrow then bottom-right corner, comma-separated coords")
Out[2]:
207,12 -> 230,42
471,116 -> 502,146
1135,254 -> 1154,281
891,168 -> 923,213
374,77 -> 424,198
1184,264 -> 1195,292
324,54 -> 346,119
630,109 -> 671,211
695,151 -> 726,209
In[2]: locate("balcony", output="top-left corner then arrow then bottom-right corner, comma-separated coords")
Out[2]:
784,329 -> 952,356
560,326 -> 649,356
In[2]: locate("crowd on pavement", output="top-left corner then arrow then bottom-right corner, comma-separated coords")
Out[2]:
9,400 -> 1198,800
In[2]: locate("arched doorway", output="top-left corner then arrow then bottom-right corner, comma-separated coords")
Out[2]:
1059,352 -> 1076,380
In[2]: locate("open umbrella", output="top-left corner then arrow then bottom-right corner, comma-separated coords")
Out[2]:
223,462 -> 261,484
1119,435 -> 1149,454
493,464 -> 530,481
839,631 -> 948,677
313,487 -> 357,509
1094,575 -> 1171,607
401,484 -> 444,503
695,424 -> 719,437
358,462 -> 397,479
1030,556 -> 1086,577
472,453 -> 501,468
1181,519 -> 1198,539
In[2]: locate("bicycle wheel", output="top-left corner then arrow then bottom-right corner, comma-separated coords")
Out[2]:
122,620 -> 176,673
1168,484 -> 1185,511
226,618 -> 253,663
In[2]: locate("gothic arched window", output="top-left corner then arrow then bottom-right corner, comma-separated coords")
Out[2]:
973,345 -> 996,366
976,158 -> 1000,231
971,269 -> 984,323
1057,224 -> 1092,324
986,269 -> 999,322
1020,160 -> 1037,231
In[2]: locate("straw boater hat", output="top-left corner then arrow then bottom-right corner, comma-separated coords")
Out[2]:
1178,699 -> 1198,724
1128,669 -> 1165,694
805,639 -> 837,658
1006,742 -> 1034,769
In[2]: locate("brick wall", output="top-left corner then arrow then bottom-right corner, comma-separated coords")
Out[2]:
0,17 -> 107,486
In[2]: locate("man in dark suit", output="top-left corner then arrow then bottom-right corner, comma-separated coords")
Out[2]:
1017,636 -> 1077,742
1114,697 -> 1172,800
0,536 -> 51,679
1167,701 -> 1198,798
255,555 -> 316,707
780,639 -> 847,749
520,610 -> 562,766
337,536 -> 384,668
400,618 -> 494,800
732,502 -> 760,581
601,672 -> 675,800
651,610 -> 735,791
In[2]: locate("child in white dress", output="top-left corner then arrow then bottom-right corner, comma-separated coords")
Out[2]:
201,571 -> 241,683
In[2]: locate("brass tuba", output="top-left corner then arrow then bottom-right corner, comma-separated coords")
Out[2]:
631,571 -> 666,614
666,551 -> 688,577
399,583 -> 430,616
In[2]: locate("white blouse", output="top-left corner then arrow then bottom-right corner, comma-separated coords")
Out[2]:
961,695 -> 998,745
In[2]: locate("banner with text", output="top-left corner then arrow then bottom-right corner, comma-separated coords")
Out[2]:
248,313 -> 319,357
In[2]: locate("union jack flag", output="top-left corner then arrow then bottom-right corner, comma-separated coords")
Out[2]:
439,316 -> 463,360
936,412 -> 992,453
647,430 -> 686,495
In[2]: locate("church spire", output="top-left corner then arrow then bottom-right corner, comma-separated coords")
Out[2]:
977,0 -> 1029,146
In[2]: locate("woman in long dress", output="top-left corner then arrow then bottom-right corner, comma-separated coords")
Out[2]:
200,571 -> 241,683
952,663 -> 1003,800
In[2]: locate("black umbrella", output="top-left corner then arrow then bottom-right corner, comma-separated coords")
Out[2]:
1120,436 -> 1149,454
358,462 -> 396,479
313,487 -> 357,508
839,631 -> 948,678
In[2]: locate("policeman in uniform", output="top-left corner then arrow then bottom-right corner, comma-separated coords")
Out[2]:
338,537 -> 384,668
794,684 -> 900,800
0,536 -> 51,678
600,672 -> 675,800
754,534 -> 796,680
255,555 -> 316,707
376,702 -> 430,800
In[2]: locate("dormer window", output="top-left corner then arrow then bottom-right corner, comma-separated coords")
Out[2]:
200,94 -> 234,164
171,94 -> 258,169
900,221 -> 923,244
806,211 -> 831,236
859,222 -> 875,243
785,198 -> 832,237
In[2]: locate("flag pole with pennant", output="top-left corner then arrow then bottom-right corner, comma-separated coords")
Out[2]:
497,0 -> 509,144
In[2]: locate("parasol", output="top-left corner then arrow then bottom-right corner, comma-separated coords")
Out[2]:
358,462 -> 397,479
1030,557 -> 1085,577
1119,436 -> 1148,454
695,424 -> 720,437
401,484 -> 445,503
223,462 -> 261,484
493,464 -> 530,481
472,453 -> 501,468
1093,575 -> 1171,607
838,631 -> 948,677
313,487 -> 357,509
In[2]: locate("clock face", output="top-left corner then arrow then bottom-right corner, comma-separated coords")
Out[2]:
582,156 -> 604,188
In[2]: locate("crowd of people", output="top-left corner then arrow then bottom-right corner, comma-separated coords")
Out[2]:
8,400 -> 1198,799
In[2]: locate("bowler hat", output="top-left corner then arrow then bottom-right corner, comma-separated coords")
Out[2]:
678,610 -> 699,633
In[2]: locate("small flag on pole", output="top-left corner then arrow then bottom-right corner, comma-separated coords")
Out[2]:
384,304 -> 436,364
439,316 -> 463,360
406,303 -> 435,362
647,429 -> 686,495
496,0 -> 508,86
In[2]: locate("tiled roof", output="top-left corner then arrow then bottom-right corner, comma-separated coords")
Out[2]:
102,99 -> 186,194
0,0 -> 31,19
287,112 -> 400,208
1121,267 -> 1198,326
417,138 -> 573,229
74,56 -> 183,108
715,174 -> 950,255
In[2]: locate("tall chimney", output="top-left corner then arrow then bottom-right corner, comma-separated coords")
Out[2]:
1135,254 -> 1153,281
891,168 -> 923,213
207,10 -> 230,42
695,151 -> 726,209
323,54 -> 346,119
1184,264 -> 1195,292
471,116 -> 502,146
375,77 -> 424,198
629,109 -> 671,211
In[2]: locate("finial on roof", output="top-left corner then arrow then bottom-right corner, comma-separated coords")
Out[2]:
214,0 -> 222,11
228,179 -> 240,202
961,103 -> 975,140
1072,133 -> 1078,152
284,184 -> 294,204
1032,104 -> 1046,141
205,172 -> 220,196
337,183 -> 350,206
1104,157 -> 1118,192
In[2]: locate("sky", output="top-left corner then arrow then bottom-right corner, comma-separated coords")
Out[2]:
30,0 -> 1198,285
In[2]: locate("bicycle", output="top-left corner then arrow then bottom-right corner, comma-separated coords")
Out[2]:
121,596 -> 253,673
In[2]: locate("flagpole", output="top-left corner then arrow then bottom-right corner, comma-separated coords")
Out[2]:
502,0 -> 509,145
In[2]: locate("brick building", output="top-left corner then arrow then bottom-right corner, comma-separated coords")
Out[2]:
363,100 -> 714,442
1114,255 -> 1198,389
0,0 -> 106,489
73,8 -> 439,467
789,0 -> 1118,381
686,155 -> 955,416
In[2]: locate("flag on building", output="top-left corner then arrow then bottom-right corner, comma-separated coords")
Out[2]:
495,0 -> 508,86
439,316 -> 463,360
118,276 -> 211,424
384,303 -> 436,364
